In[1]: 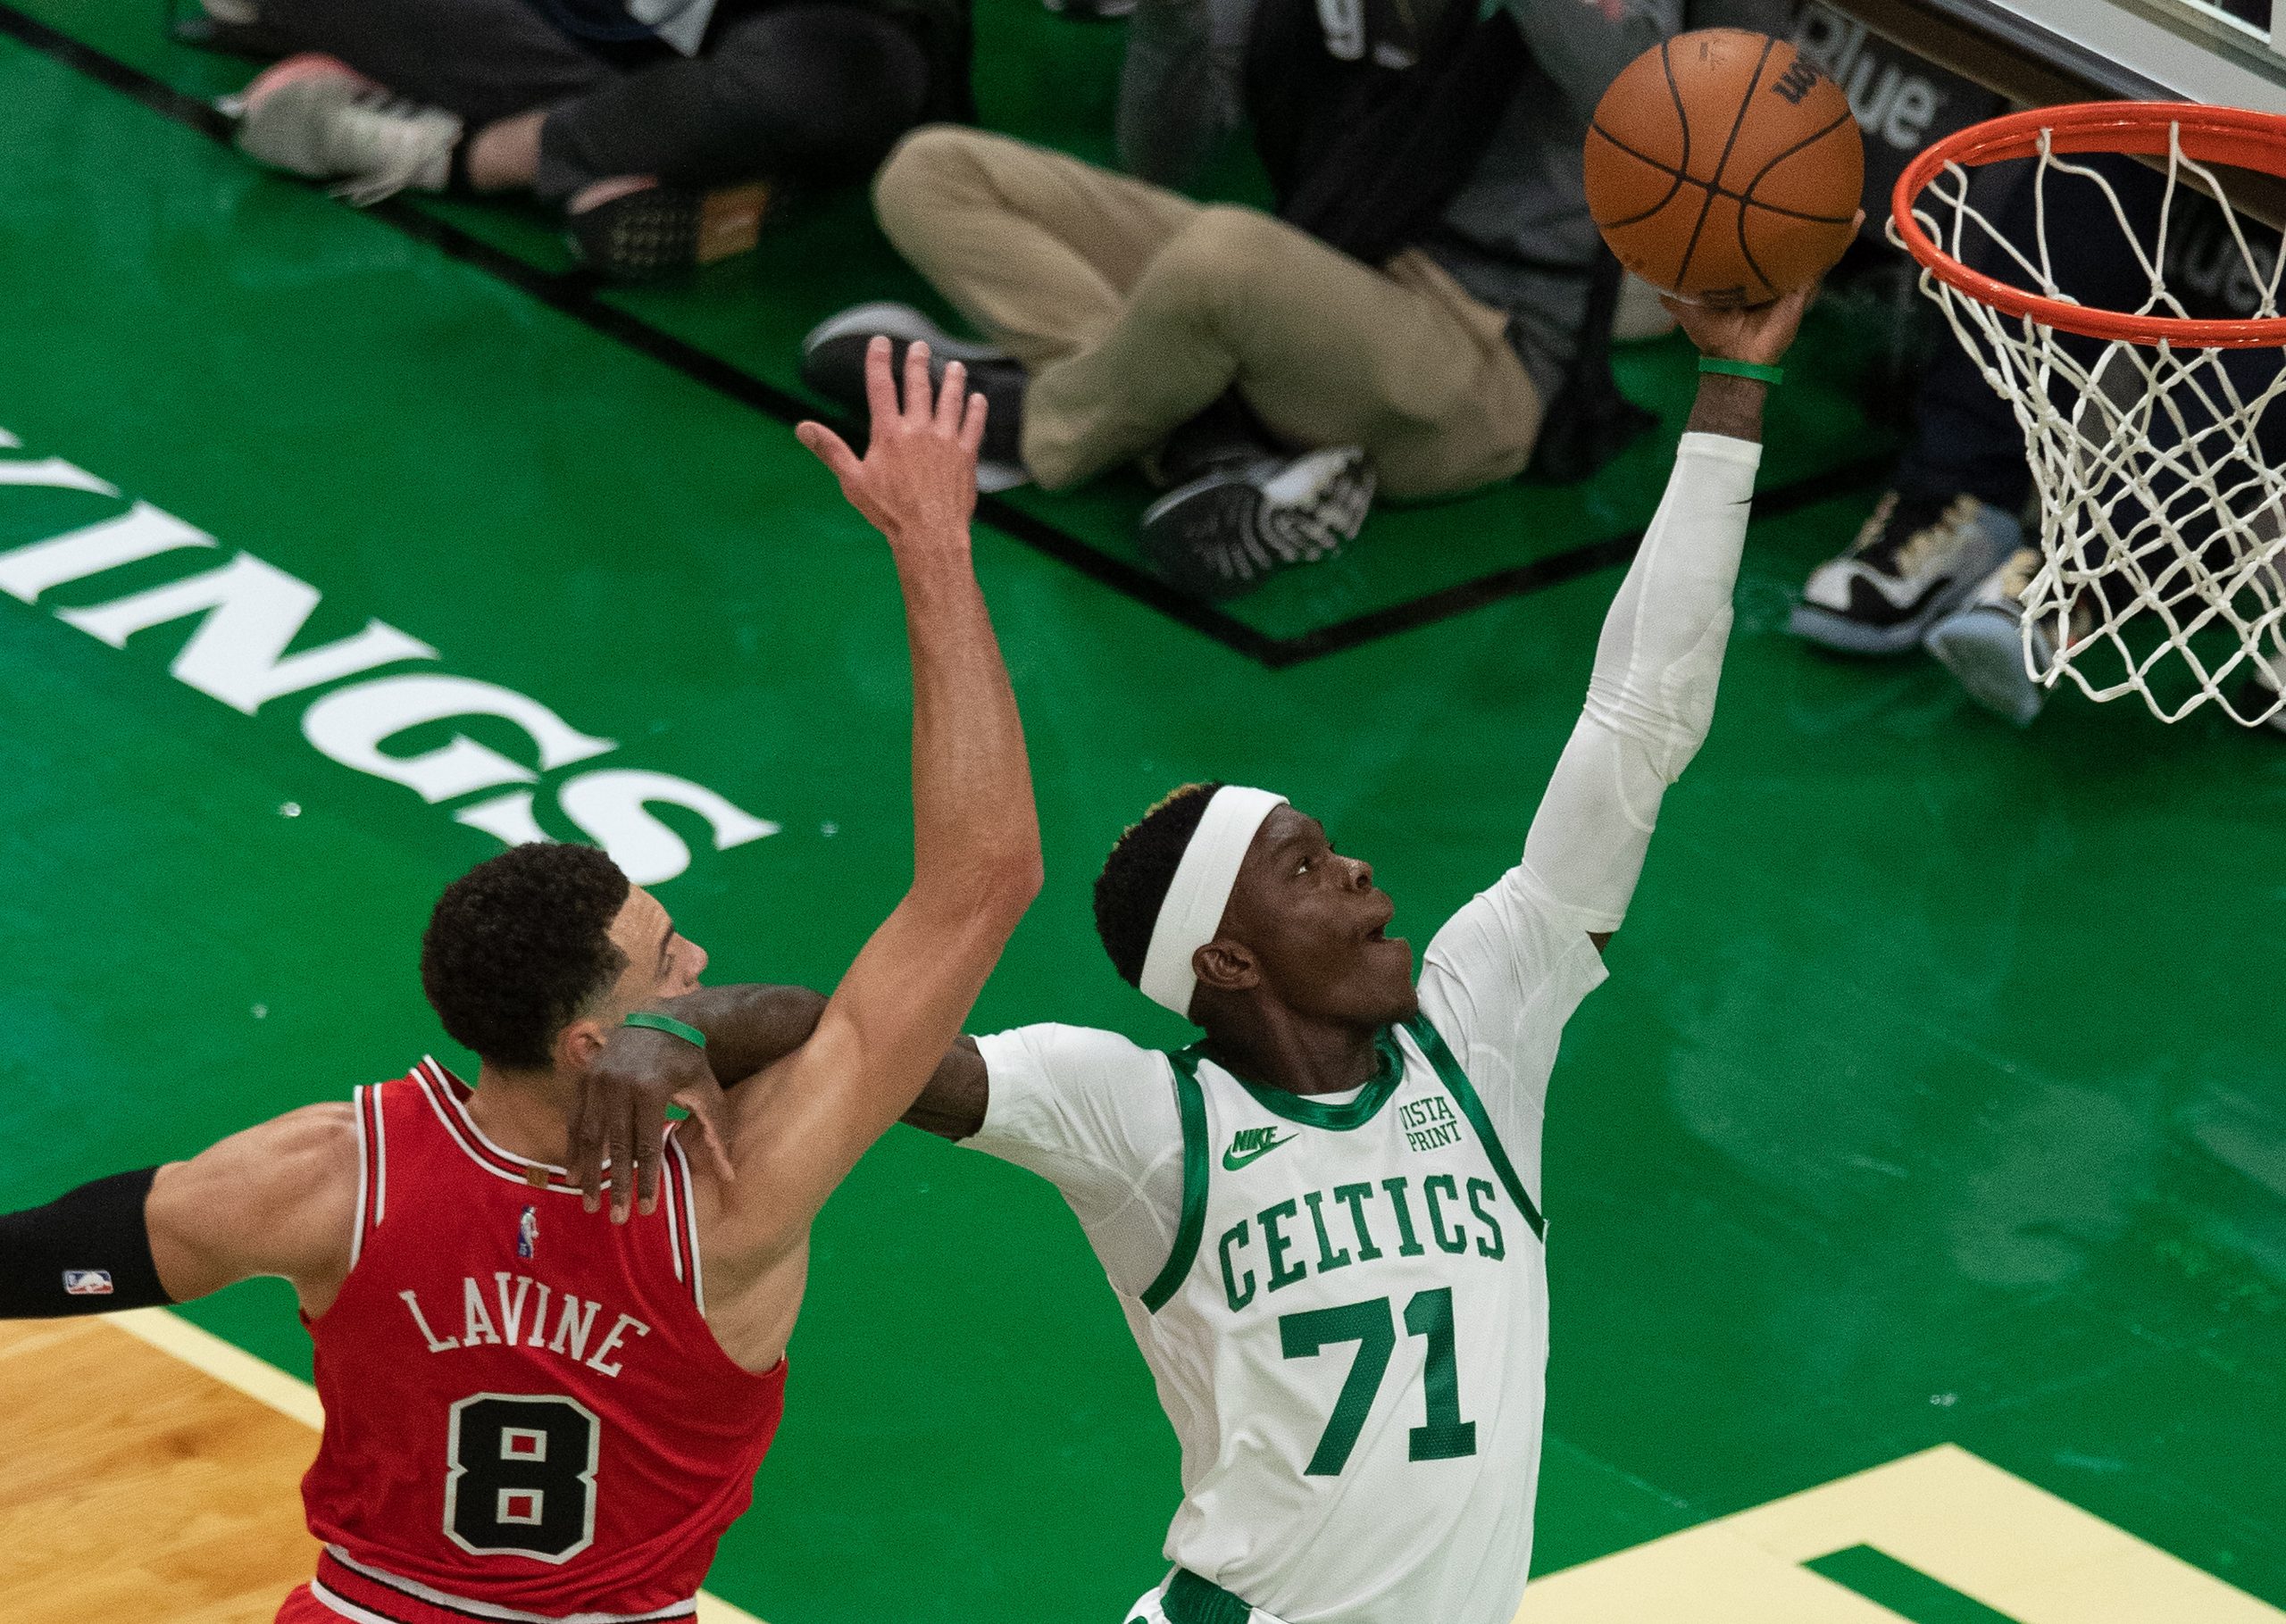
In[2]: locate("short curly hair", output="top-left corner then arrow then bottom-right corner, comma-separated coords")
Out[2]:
420,844 -> 631,1070
1093,782 -> 1224,989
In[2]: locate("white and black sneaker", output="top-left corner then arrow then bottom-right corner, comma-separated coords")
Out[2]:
1923,545 -> 2092,727
1790,492 -> 2022,654
1139,446 -> 1373,600
799,303 -> 1028,491
230,54 -> 460,206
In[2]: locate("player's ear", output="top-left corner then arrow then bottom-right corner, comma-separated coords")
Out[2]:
1193,938 -> 1259,995
555,1017 -> 610,1072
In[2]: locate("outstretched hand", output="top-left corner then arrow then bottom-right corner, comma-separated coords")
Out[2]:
797,337 -> 988,549
1661,210 -> 1863,367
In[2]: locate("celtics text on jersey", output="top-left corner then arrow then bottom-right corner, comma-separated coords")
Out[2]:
1121,1013 -> 1551,1624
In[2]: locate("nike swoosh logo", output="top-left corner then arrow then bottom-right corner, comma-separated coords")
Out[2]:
1222,1133 -> 1297,1171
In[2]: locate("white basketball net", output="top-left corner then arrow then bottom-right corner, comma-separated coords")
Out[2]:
1900,127 -> 2286,725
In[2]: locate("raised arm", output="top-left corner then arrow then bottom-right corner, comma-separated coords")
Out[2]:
1517,288 -> 1813,947
704,340 -> 1039,1259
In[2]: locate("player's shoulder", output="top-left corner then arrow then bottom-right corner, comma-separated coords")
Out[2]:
235,1101 -> 363,1204
972,1023 -> 1177,1127
964,1021 -> 1184,1170
246,1099 -> 359,1160
978,1020 -> 1167,1079
148,1100 -> 363,1291
1428,864 -> 1601,969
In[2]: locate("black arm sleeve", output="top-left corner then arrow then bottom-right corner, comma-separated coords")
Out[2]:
0,1166 -> 174,1319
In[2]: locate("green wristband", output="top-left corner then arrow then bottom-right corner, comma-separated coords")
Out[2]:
1699,356 -> 1785,386
623,1011 -> 707,1050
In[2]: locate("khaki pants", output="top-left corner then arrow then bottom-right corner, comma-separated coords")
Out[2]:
872,126 -> 1545,499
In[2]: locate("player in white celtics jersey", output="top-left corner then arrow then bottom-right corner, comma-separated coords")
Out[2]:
580,288 -> 1814,1624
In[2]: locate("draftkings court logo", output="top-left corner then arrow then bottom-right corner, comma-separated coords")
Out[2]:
0,427 -> 777,885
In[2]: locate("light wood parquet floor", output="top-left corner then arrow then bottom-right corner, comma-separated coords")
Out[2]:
0,1317 -> 320,1624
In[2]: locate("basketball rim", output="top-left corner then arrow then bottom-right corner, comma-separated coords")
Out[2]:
1891,101 -> 2286,348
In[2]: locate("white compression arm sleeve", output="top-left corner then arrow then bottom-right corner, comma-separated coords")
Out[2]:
1519,431 -> 1763,931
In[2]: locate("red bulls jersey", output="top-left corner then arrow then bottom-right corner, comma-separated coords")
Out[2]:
296,1059 -> 785,1624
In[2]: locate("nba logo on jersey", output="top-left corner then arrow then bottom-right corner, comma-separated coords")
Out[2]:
62,1270 -> 113,1295
516,1206 -> 538,1260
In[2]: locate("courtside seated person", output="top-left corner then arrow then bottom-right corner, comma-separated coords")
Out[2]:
213,0 -> 968,280
798,0 -> 1678,599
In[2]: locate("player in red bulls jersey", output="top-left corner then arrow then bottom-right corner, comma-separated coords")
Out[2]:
0,338 -> 1040,1624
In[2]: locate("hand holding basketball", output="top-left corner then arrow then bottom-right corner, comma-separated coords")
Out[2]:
1586,29 -> 1863,306
1662,228 -> 1848,368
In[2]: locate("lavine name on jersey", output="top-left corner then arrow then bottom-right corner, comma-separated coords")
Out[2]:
396,1270 -> 652,1378
1217,1171 -> 1508,1312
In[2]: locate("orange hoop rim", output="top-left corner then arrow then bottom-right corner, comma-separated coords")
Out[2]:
1892,101 -> 2286,349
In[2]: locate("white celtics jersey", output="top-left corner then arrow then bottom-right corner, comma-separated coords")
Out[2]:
1123,1013 -> 1548,1624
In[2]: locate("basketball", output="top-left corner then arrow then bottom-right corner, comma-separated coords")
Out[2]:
1585,29 -> 1863,306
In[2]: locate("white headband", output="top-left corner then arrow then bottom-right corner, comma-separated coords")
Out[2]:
1139,786 -> 1288,1020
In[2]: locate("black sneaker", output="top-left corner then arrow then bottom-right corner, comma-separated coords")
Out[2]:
1042,0 -> 1136,17
1790,492 -> 2022,654
1142,394 -> 1280,491
1139,446 -> 1372,600
565,182 -> 771,281
800,303 -> 1027,490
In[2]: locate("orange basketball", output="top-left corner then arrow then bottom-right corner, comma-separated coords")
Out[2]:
1585,29 -> 1863,307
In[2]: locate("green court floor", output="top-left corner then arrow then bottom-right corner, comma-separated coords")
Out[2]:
3,4 -> 2284,1620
